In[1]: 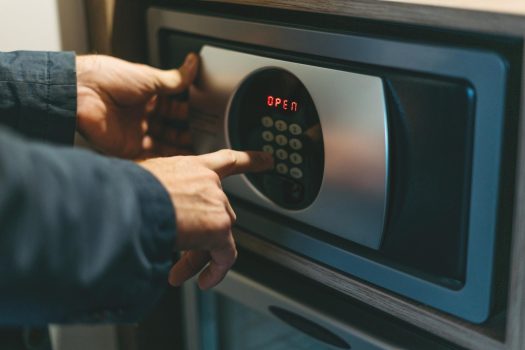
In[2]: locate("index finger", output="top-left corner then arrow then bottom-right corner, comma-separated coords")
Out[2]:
198,149 -> 274,179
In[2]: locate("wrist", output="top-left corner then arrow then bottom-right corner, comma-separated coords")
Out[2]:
76,55 -> 98,82
75,55 -> 99,138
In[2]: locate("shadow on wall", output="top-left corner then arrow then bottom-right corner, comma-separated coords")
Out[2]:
57,0 -> 89,53
112,0 -> 148,62
83,0 -> 147,62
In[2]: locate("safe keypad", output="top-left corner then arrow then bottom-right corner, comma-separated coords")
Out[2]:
261,116 -> 273,128
275,134 -> 288,146
262,130 -> 274,142
275,149 -> 288,160
275,120 -> 287,132
289,153 -> 303,165
289,138 -> 303,150
290,167 -> 303,179
228,68 -> 323,210
261,116 -> 306,179
289,124 -> 302,135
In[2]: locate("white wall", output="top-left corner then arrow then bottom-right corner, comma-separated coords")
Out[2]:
0,0 -> 88,52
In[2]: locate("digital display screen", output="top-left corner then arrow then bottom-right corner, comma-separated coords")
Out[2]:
266,95 -> 299,112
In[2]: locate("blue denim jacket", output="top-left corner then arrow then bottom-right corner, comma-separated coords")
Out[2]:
0,51 -> 176,325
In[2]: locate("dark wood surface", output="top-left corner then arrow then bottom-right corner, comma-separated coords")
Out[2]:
204,0 -> 525,35
205,1 -> 525,349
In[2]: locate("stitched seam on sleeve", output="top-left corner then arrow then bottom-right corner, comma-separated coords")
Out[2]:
46,52 -> 51,138
0,80 -> 76,86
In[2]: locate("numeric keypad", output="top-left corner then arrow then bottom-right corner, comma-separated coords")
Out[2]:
260,115 -> 307,183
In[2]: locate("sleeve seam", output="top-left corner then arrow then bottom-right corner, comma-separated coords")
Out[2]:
0,80 -> 76,86
45,52 -> 51,139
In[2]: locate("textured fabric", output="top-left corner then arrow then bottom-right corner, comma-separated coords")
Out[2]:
0,51 -> 77,144
0,51 -> 177,325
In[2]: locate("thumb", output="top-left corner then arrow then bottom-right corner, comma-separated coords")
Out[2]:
153,53 -> 199,94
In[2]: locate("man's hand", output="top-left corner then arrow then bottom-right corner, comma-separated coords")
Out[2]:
76,53 -> 198,159
139,149 -> 273,289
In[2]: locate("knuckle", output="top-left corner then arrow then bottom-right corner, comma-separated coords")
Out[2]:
219,224 -> 232,237
207,171 -> 221,184
218,190 -> 229,203
215,215 -> 232,234
205,211 -> 230,234
200,167 -> 219,182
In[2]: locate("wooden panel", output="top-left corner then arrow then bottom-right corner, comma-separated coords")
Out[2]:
204,0 -> 525,36
84,0 -> 115,54
383,0 -> 525,16
84,0 -> 146,61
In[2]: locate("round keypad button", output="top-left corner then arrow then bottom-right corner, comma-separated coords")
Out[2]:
290,152 -> 303,165
289,123 -> 302,135
275,120 -> 288,132
276,149 -> 288,160
261,116 -> 273,128
262,131 -> 274,142
289,138 -> 303,150
290,167 -> 303,179
276,163 -> 289,175
275,134 -> 288,146
262,144 -> 274,154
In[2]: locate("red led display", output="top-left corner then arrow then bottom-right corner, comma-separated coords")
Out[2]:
267,95 -> 298,112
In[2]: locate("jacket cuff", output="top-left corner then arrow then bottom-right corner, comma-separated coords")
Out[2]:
5,51 -> 77,144
123,160 -> 177,269
61,160 -> 177,324
108,161 -> 177,322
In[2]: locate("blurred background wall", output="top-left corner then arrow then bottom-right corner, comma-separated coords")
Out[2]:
0,1 -> 115,349
0,0 -> 88,53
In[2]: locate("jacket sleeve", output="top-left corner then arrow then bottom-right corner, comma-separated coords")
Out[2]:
0,50 -> 177,326
0,130 -> 176,325
0,127 -> 177,325
0,51 -> 76,145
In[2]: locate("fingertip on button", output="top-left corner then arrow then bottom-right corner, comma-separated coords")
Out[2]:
258,151 -> 275,169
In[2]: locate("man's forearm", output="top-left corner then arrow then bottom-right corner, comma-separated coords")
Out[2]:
0,127 -> 176,325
